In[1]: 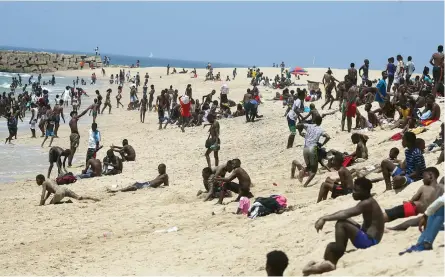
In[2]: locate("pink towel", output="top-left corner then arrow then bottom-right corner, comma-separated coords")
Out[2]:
239,197 -> 251,215
274,195 -> 288,208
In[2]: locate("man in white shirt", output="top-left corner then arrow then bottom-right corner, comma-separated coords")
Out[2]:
405,56 -> 415,81
394,55 -> 405,85
86,123 -> 101,163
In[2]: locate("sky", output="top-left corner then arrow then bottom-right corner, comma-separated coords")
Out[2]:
0,1 -> 443,68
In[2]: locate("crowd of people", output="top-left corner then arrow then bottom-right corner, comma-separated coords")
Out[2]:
1,44 -> 444,275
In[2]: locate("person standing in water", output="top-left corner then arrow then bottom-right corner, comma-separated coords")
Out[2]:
52,99 -> 65,137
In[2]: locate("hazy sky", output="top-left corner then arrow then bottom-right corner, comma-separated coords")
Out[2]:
0,1 -> 443,68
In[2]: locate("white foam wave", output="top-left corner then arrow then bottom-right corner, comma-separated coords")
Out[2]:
0,82 -> 10,88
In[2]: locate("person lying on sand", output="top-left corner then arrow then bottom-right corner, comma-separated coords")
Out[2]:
36,174 -> 99,205
317,152 -> 354,203
77,158 -> 102,179
266,250 -> 289,277
303,178 -> 384,276
107,164 -> 168,192
47,146 -> 71,178
110,139 -> 136,161
383,167 -> 441,223
214,159 -> 254,204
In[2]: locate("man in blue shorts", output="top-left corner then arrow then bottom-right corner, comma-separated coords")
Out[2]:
380,131 -> 426,191
302,177 -> 384,275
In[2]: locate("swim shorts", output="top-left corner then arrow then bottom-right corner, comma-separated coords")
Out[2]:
331,183 -> 352,199
353,229 -> 378,249
433,66 -> 443,83
303,146 -> 318,173
8,127 -> 17,136
30,119 -> 37,129
158,108 -> 165,120
385,202 -> 418,222
46,129 -> 54,137
391,166 -> 413,185
346,103 -> 357,118
49,148 -> 59,163
70,133 -> 80,148
134,182 -> 152,189
55,115 -> 60,124
287,117 -> 296,135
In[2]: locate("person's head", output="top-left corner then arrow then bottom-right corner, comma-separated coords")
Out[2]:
364,103 -> 372,112
59,99 -> 64,105
423,66 -> 430,75
266,250 -> 288,277
211,89 -> 216,95
396,55 -> 403,61
94,98 -> 98,104
207,113 -> 215,123
158,163 -> 166,174
364,59 -> 369,65
95,90 -> 100,95
70,111 -> 77,117
426,94 -> 435,105
122,139 -> 128,146
332,152 -> 344,170
106,149 -> 115,158
415,138 -> 425,153
381,71 -> 388,80
350,63 -> 355,68
352,177 -> 373,200
225,160 -> 234,172
231,158 -> 241,168
408,56 -> 412,61
351,133 -> 361,144
309,103 -> 315,110
423,167 -> 440,186
212,100 -> 218,106
202,167 -> 212,179
389,147 -> 400,159
151,84 -> 154,89
91,122 -> 98,131
314,115 -> 322,126
327,69 -> 332,75
36,174 -> 45,186
107,88 -> 112,93
63,149 -> 72,156
402,131 -> 416,148
170,85 -> 173,89
438,45 -> 444,53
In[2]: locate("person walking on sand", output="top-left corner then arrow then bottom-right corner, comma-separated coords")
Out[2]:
36,174 -> 99,205
101,88 -> 112,114
47,146 -> 71,178
204,113 -> 220,168
302,178 -> 384,276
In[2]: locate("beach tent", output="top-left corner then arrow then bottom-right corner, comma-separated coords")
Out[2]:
290,66 -> 309,75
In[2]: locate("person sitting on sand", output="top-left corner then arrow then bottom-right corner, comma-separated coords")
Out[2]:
266,250 -> 289,277
296,116 -> 331,187
215,158 -> 254,205
107,164 -> 169,192
36,174 -> 99,205
380,131 -> 426,191
302,177 -> 384,276
197,164 -> 233,201
383,167 -> 441,223
102,149 -> 123,176
350,133 -> 368,161
47,146 -> 71,178
300,103 -> 321,124
364,103 -> 381,128
317,152 -> 354,203
77,158 -> 102,179
110,139 -> 136,161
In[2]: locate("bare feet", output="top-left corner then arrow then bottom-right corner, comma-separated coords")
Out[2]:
302,260 -> 336,276
297,170 -> 304,183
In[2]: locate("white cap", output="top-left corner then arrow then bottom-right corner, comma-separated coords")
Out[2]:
181,95 -> 190,104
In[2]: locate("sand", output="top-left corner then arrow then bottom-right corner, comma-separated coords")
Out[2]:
0,66 -> 443,275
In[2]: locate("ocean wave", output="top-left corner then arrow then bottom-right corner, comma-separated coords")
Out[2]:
0,82 -> 10,88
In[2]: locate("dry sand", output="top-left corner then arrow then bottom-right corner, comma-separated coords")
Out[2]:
0,66 -> 443,275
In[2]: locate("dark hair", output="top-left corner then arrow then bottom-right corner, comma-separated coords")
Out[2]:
350,63 -> 355,68
92,123 -> 98,128
158,163 -> 166,168
95,90 -> 99,94
415,138 -> 425,148
424,167 -> 440,179
36,174 -> 45,180
123,139 -> 128,144
355,177 -> 373,192
232,158 -> 241,165
351,133 -> 360,142
403,131 -> 416,146
439,45 -> 444,52
314,115 -> 322,125
202,167 -> 212,175
107,149 -> 114,156
390,147 -> 399,155
70,111 -> 77,117
364,103 -> 372,111
266,251 -> 289,275
333,152 -> 343,165
408,56 -> 412,61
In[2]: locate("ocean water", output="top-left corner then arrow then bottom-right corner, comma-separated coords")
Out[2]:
0,45 -> 246,69
0,71 -> 99,184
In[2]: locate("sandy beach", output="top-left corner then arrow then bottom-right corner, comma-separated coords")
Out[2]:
0,66 -> 443,275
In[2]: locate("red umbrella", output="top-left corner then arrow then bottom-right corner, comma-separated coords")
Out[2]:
290,66 -> 309,75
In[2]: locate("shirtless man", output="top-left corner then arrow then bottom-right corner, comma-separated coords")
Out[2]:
364,103 -> 381,128
95,90 -> 103,114
215,158 -> 254,204
140,94 -> 148,123
77,158 -> 102,179
384,167 -> 440,223
52,99 -> 65,137
301,104 -> 321,124
348,63 -> 358,85
148,85 -> 155,111
202,90 -> 216,105
303,177 -> 384,276
86,99 -> 100,123
350,133 -> 368,160
116,86 -> 124,108
341,77 -> 358,133
107,164 -> 169,192
111,139 -> 136,161
37,104 -> 48,137
47,146 -> 71,178
101,88 -> 112,114
423,94 -> 441,121
67,110 -> 88,167
41,108 -> 56,148
321,70 -> 338,110
317,152 -> 354,203
36,174 -> 99,205
429,45 -> 444,94
102,149 -> 123,176
359,59 -> 370,85
204,113 -> 220,168
156,90 -> 168,129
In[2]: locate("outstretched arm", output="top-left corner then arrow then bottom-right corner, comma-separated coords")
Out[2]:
322,201 -> 366,222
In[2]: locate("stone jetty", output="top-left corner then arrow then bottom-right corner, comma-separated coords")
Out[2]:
0,51 -> 102,73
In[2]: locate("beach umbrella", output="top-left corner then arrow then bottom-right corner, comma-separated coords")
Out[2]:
290,66 -> 309,75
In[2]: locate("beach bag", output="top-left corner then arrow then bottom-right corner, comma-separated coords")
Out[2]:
56,173 -> 77,185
